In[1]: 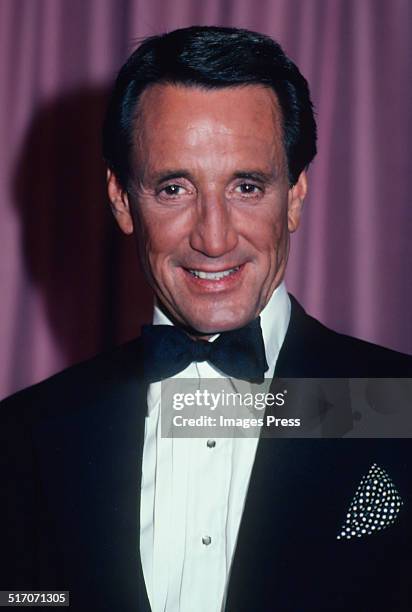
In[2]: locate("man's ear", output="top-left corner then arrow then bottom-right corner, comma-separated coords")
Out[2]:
106,169 -> 134,235
287,170 -> 307,233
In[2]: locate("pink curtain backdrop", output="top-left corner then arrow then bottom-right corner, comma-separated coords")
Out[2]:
1,0 -> 411,398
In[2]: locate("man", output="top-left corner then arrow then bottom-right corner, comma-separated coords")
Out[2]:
1,26 -> 411,611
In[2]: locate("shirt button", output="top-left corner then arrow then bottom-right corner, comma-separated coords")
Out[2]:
202,536 -> 212,546
207,439 -> 216,448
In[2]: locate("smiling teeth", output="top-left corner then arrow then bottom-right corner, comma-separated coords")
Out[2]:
190,267 -> 240,280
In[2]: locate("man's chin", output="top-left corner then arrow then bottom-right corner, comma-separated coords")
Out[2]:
155,296 -> 258,335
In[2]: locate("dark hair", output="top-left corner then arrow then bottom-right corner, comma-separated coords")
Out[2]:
102,25 -> 317,189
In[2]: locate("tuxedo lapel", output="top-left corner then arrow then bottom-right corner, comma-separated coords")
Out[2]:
31,345 -> 151,611
274,294 -> 322,377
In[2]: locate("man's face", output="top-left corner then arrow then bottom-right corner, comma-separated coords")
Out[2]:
108,84 -> 306,334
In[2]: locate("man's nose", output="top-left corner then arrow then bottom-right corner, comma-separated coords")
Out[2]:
189,194 -> 238,257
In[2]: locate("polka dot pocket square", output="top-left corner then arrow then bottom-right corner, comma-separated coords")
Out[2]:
337,463 -> 403,540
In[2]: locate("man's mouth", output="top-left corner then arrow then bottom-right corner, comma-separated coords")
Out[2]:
188,266 -> 240,280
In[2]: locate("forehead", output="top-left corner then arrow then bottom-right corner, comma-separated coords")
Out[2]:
133,83 -> 286,172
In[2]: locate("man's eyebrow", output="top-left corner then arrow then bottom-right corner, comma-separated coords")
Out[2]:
232,170 -> 276,183
150,170 -> 193,184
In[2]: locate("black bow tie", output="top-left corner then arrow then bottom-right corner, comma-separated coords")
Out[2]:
141,318 -> 268,383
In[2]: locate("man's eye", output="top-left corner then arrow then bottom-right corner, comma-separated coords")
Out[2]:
235,183 -> 261,195
161,184 -> 184,196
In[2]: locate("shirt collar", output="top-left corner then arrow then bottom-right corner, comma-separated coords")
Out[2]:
259,281 -> 291,377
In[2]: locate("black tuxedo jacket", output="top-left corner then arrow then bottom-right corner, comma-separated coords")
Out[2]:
1,296 -> 412,611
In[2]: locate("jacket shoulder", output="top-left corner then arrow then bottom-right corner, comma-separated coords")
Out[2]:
277,296 -> 412,377
0,338 -> 143,424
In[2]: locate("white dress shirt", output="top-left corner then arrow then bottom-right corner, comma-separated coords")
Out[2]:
140,282 -> 291,611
